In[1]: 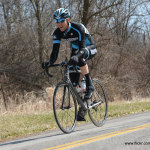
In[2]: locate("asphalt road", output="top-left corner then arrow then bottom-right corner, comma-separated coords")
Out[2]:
0,111 -> 150,150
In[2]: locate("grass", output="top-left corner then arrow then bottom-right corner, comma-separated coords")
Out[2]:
0,99 -> 150,142
0,112 -> 56,142
108,100 -> 150,118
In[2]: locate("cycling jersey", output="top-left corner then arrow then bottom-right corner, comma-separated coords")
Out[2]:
50,22 -> 97,64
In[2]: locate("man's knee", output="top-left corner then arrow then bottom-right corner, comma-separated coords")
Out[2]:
77,58 -> 86,67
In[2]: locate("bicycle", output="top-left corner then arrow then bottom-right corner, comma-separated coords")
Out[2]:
44,61 -> 108,133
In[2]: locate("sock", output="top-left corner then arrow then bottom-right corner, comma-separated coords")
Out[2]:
84,73 -> 93,87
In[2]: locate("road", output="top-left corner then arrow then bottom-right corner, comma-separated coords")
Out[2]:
0,111 -> 150,150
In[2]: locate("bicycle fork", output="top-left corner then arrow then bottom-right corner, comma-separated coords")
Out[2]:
61,85 -> 71,110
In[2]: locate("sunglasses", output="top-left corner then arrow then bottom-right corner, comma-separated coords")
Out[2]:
56,19 -> 65,24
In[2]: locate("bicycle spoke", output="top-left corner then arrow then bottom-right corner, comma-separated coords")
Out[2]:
88,79 -> 108,127
53,82 -> 77,133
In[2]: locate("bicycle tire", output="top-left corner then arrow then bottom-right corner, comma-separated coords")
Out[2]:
88,79 -> 108,127
53,82 -> 77,133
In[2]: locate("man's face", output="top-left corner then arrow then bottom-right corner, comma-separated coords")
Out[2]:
56,19 -> 69,32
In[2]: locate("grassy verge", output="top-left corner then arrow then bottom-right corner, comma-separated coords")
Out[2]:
0,112 -> 57,142
0,100 -> 150,142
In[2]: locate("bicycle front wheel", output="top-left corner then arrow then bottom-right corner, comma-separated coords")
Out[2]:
53,82 -> 77,133
88,79 -> 108,127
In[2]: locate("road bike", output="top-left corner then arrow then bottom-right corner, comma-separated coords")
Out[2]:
44,61 -> 108,133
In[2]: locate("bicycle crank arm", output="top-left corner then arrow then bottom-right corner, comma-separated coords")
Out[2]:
88,100 -> 103,109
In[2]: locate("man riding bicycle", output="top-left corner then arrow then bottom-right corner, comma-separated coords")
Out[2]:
42,8 -> 97,121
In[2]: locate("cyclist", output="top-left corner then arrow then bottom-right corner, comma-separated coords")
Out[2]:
42,8 -> 97,121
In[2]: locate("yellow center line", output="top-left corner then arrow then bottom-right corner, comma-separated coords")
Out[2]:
43,123 -> 150,150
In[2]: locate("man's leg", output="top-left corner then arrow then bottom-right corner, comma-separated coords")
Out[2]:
76,47 -> 96,121
80,64 -> 94,100
77,64 -> 94,121
80,64 -> 89,75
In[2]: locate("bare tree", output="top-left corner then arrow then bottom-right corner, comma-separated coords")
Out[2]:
29,0 -> 45,64
81,0 -> 123,27
0,0 -> 12,34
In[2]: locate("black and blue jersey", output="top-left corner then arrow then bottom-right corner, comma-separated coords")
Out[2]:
50,22 -> 97,64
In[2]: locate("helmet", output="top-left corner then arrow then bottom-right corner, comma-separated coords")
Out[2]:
54,8 -> 70,22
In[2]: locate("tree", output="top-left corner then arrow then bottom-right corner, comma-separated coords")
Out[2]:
29,0 -> 44,64
81,0 -> 123,27
0,0 -> 12,34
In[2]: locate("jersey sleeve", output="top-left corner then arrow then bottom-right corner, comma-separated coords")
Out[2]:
50,29 -> 61,64
78,24 -> 86,49
77,23 -> 92,50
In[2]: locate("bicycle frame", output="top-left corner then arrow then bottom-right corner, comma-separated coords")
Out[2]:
46,63 -> 87,111
64,65 -> 87,111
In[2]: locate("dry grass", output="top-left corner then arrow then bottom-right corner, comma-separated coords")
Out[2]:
0,87 -> 55,114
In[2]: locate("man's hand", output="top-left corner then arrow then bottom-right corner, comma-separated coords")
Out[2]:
42,61 -> 51,69
69,56 -> 79,65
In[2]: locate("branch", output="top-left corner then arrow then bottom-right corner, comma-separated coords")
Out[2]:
88,0 -> 123,21
29,0 -> 37,14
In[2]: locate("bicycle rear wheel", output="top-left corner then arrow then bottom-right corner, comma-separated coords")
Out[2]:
88,79 -> 108,127
53,82 -> 77,133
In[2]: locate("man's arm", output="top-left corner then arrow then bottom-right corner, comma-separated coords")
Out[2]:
49,29 -> 61,64
75,24 -> 88,58
78,24 -> 86,49
50,43 -> 60,64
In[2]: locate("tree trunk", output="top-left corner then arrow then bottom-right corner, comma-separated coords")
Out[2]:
30,0 -> 44,64
81,0 -> 90,26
